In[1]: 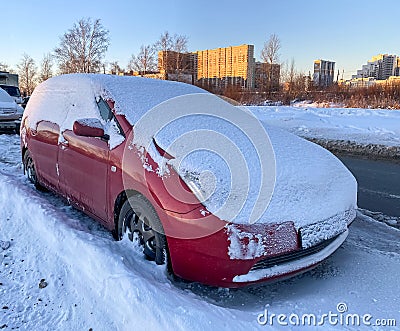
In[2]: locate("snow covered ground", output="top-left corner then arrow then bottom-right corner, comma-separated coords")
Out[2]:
1,133 -> 399,330
247,105 -> 400,148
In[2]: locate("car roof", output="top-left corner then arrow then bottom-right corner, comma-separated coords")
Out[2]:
29,74 -> 207,127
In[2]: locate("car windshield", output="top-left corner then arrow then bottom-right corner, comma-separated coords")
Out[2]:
0,88 -> 13,102
0,85 -> 21,97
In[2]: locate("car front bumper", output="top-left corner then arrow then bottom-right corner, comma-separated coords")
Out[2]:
0,119 -> 21,130
166,208 -> 355,288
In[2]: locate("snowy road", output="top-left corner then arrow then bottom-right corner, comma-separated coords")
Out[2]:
0,133 -> 399,331
339,156 -> 400,217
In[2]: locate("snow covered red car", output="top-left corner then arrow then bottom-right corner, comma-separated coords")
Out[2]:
20,74 -> 357,287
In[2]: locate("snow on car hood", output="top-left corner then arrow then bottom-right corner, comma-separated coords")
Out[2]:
147,102 -> 357,230
0,101 -> 18,110
259,124 -> 357,229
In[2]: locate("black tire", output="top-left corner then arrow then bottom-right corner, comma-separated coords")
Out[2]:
118,194 -> 167,265
23,150 -> 46,191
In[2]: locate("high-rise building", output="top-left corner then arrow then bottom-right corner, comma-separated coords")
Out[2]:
313,60 -> 335,87
157,44 -> 256,89
352,54 -> 399,80
196,44 -> 255,89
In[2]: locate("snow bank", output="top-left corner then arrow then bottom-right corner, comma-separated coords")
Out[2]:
248,105 -> 400,147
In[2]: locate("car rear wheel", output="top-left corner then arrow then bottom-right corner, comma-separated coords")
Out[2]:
23,150 -> 46,191
118,194 -> 167,265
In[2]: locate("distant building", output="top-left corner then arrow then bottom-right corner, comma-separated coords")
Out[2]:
196,44 -> 255,89
254,62 -> 280,91
158,50 -> 197,83
0,71 -> 19,86
313,59 -> 335,87
157,44 -> 256,90
352,54 -> 399,80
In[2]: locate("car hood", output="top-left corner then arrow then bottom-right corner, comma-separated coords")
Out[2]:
147,105 -> 357,231
0,101 -> 18,111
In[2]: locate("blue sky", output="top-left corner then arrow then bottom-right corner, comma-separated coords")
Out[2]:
1,0 -> 399,79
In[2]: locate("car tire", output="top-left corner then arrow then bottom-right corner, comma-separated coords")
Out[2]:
23,150 -> 46,191
118,194 -> 167,265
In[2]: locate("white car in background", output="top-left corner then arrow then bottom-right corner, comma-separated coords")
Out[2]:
0,88 -> 24,133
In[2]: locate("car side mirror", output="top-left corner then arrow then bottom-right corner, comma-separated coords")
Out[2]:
73,118 -> 108,139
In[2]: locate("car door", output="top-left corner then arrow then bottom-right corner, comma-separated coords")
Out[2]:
57,100 -> 111,222
27,121 -> 60,192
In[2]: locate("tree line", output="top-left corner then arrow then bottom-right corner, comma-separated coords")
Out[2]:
1,18 -> 193,96
2,17 -> 288,97
5,16 -> 399,109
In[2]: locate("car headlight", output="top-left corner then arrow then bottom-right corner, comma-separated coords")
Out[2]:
182,170 -> 216,203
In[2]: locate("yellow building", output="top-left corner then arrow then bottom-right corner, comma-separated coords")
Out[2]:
196,44 -> 255,89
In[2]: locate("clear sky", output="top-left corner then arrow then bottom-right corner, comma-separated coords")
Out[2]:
1,0 -> 399,79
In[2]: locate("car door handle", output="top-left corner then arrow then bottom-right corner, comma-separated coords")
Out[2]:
60,141 -> 69,150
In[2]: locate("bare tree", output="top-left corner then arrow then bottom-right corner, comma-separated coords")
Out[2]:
260,34 -> 281,92
0,62 -> 9,72
39,53 -> 53,82
54,18 -> 110,74
172,34 -> 189,80
261,34 -> 281,64
154,31 -> 189,78
17,53 -> 37,95
109,61 -> 122,75
127,45 -> 156,74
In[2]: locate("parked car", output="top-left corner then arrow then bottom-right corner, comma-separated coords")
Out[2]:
20,74 -> 357,287
0,87 -> 24,133
21,96 -> 30,109
0,84 -> 23,104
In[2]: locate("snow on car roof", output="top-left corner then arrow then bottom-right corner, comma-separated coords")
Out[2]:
24,74 -> 206,131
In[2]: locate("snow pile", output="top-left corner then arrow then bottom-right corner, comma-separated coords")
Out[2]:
248,105 -> 400,147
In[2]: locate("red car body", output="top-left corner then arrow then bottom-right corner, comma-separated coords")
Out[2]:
20,74 -> 355,288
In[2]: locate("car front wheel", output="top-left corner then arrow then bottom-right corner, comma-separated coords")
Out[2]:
118,194 -> 167,265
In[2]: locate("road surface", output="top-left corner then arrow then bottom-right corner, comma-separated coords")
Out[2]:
339,156 -> 400,217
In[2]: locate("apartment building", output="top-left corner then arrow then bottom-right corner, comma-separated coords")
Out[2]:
353,54 -> 399,80
158,50 -> 197,84
313,59 -> 335,87
157,44 -> 257,89
196,44 -> 255,89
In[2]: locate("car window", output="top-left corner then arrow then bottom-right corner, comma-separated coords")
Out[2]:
0,85 -> 21,97
0,88 -> 13,102
97,98 -> 113,122
96,97 -> 125,137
